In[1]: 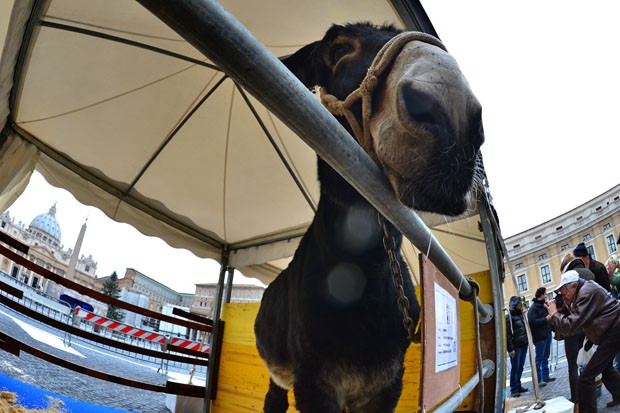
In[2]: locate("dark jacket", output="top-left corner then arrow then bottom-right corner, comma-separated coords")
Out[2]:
553,267 -> 595,340
528,297 -> 552,342
506,296 -> 528,352
551,279 -> 620,345
589,259 -> 611,292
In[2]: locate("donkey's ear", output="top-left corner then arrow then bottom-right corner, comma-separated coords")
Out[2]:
280,40 -> 323,89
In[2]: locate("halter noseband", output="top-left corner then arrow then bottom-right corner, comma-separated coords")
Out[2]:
319,31 -> 447,162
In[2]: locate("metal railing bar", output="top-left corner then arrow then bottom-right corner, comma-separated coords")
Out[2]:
134,0 -> 491,320
432,365 -> 490,413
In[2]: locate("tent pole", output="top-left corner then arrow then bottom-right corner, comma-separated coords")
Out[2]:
223,267 -> 235,304
204,249 -> 229,413
134,0 -> 489,318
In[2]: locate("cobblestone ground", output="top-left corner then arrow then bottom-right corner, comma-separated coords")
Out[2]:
0,305 -> 189,412
505,339 -> 620,412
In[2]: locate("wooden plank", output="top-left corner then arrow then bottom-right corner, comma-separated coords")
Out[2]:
0,279 -> 23,299
395,343 -> 422,410
0,230 -> 29,254
0,338 -> 20,356
213,303 -> 298,412
172,307 -> 213,326
221,302 -> 260,345
166,381 -> 205,398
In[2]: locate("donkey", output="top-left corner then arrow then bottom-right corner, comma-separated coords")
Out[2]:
254,22 -> 484,413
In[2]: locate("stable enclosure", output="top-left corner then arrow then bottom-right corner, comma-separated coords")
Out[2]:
0,0 -> 507,412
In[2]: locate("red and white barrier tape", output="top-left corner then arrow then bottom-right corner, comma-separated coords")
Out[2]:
74,307 -> 209,353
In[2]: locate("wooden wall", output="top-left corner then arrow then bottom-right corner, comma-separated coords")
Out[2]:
212,270 -> 494,412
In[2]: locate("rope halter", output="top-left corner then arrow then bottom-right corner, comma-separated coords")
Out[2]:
319,31 -> 447,162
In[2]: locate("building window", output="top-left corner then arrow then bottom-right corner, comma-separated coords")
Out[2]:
540,265 -> 552,284
604,223 -> 612,231
607,235 -> 618,254
587,245 -> 596,261
515,263 -> 524,269
561,244 -> 569,252
583,234 -> 592,241
517,274 -> 528,293
539,253 -> 548,261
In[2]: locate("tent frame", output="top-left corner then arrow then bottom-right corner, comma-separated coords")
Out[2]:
133,0 -> 505,412
0,0 -> 506,411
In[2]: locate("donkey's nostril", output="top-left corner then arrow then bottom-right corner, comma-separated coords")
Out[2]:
401,87 -> 444,129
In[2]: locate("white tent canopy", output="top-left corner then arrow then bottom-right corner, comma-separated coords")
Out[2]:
0,0 -> 498,284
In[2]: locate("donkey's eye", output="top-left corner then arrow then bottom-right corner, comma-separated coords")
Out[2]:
329,44 -> 350,66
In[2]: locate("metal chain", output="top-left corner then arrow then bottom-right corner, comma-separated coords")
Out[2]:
379,216 -> 417,341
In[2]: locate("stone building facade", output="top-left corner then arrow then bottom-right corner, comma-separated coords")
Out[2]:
0,204 -> 103,313
503,183 -> 620,306
192,282 -> 265,319
1,204 -> 265,335
189,282 -> 264,340
104,268 -> 194,331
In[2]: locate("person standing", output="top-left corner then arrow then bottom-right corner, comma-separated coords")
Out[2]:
546,271 -> 620,412
528,287 -> 555,385
605,255 -> 620,372
606,255 -> 620,298
558,253 -> 593,402
574,242 -> 611,292
506,296 -> 529,397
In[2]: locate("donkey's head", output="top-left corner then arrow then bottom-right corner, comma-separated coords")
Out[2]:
283,23 -> 484,216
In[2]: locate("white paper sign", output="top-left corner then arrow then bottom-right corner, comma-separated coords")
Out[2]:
435,282 -> 458,372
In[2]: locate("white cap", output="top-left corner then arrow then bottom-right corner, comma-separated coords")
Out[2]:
555,270 -> 579,292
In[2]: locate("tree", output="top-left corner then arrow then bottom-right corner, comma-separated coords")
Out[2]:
102,271 -> 124,322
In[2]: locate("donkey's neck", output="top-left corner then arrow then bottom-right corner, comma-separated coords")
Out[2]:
317,158 -> 369,207
311,162 -> 403,260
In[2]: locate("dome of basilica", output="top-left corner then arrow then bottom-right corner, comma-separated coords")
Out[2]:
29,203 -> 62,245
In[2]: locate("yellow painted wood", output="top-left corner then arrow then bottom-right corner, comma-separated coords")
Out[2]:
213,270 -> 495,412
213,303 -> 298,412
456,270 -> 493,411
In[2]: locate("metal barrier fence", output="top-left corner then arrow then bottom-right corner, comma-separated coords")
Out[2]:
0,275 -> 207,375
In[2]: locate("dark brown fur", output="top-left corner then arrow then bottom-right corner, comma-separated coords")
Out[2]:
255,22 -> 483,413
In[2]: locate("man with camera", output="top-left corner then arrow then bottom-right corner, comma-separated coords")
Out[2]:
546,271 -> 620,412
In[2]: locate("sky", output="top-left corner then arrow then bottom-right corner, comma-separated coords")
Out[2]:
3,1 -> 619,293
421,1 -> 619,236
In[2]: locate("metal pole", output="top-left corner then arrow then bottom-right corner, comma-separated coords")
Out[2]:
204,249 -> 228,413
134,0 -> 489,318
478,197 -> 506,412
223,267 -> 234,304
432,365 -> 491,413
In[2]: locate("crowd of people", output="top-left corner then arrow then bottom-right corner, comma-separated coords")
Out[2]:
506,239 -> 620,413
